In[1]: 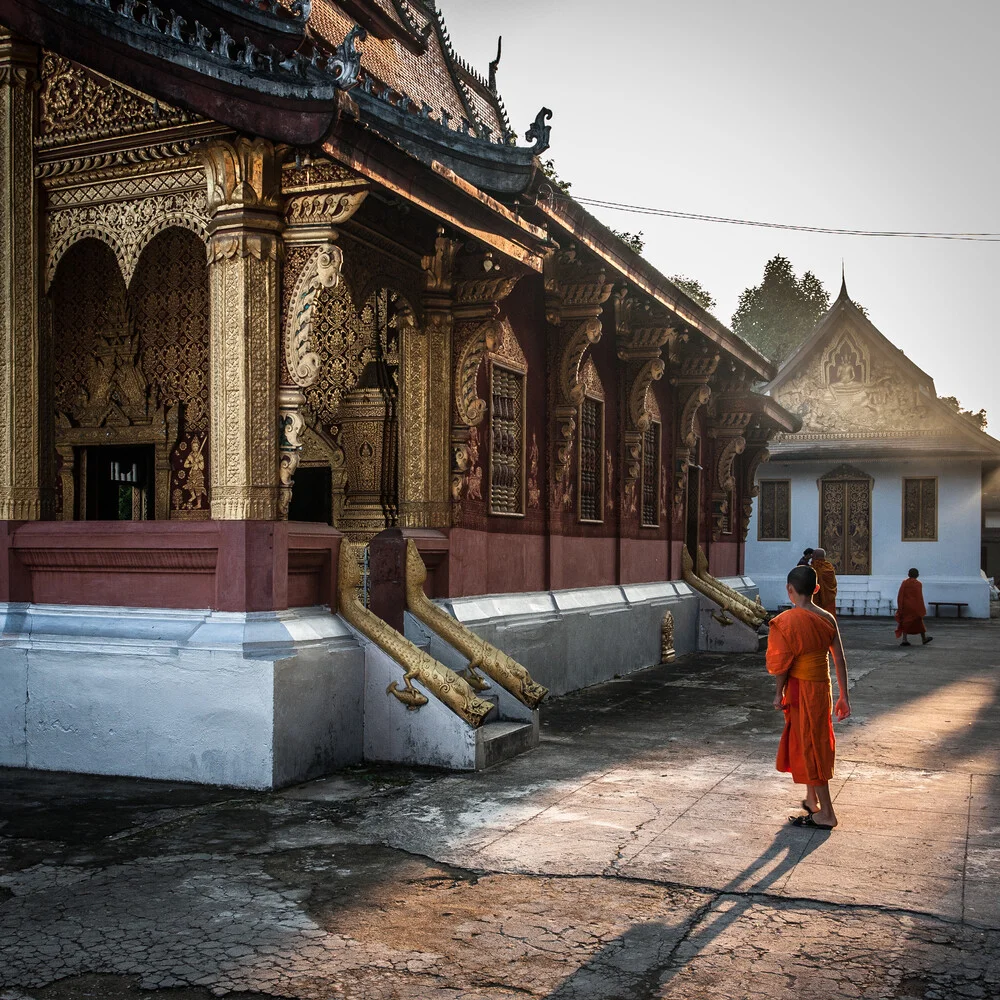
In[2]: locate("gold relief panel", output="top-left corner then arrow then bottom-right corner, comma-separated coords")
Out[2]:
38,52 -> 193,148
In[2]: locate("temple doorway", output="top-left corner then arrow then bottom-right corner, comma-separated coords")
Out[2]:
85,444 -> 155,520
819,469 -> 873,575
288,466 -> 333,524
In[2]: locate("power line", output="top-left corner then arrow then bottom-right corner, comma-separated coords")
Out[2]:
574,196 -> 1000,242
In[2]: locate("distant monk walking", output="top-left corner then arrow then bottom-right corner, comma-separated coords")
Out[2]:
895,568 -> 933,647
810,548 -> 838,615
767,565 -> 851,830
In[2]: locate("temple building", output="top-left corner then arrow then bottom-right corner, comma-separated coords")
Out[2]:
0,0 -> 797,787
747,279 -> 1000,618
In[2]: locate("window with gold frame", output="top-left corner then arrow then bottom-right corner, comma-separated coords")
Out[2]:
578,395 -> 604,523
758,479 -> 791,541
902,477 -> 937,541
488,362 -> 526,517
640,421 -> 661,528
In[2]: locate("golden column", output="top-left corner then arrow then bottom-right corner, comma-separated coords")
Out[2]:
201,138 -> 284,520
0,32 -> 49,519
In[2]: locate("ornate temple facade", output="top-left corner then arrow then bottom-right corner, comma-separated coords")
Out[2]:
0,0 -> 796,786
747,280 -> 1000,617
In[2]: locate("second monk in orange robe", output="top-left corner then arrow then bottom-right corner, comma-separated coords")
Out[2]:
810,548 -> 838,615
767,564 -> 850,829
895,568 -> 932,646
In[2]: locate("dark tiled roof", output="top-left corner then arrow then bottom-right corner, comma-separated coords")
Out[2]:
310,1 -> 512,144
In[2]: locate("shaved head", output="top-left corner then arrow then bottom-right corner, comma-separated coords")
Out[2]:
812,548 -> 826,560
787,565 -> 817,597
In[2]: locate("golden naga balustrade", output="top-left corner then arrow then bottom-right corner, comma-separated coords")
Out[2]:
681,546 -> 767,630
695,547 -> 767,622
337,543 -> 495,727
404,540 -> 548,709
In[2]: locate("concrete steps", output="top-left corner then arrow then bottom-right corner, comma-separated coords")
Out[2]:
476,720 -> 538,770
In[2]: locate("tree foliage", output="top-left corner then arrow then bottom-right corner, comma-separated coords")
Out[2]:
731,255 -> 830,363
669,275 -> 716,312
610,229 -> 645,255
540,158 -> 571,193
939,395 -> 988,431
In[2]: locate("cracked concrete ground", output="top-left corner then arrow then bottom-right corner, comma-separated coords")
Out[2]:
1,617 -> 998,998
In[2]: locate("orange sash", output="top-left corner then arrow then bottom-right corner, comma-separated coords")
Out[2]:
789,649 -> 830,683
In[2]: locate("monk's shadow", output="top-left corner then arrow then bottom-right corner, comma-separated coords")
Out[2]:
544,825 -> 829,999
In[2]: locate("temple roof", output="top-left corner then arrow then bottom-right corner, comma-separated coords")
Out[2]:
765,278 -> 1000,459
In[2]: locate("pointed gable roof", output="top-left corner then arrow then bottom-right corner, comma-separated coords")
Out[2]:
765,276 -> 1000,459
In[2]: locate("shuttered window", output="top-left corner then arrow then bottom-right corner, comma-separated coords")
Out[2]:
903,478 -> 937,541
579,397 -> 603,522
489,365 -> 525,516
758,480 -> 791,541
641,422 -> 660,528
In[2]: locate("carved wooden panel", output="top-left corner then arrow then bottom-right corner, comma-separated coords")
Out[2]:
821,479 -> 872,574
903,477 -> 937,541
578,396 -> 603,522
641,421 -> 660,528
130,227 -> 210,515
757,480 -> 791,541
488,364 -> 525,516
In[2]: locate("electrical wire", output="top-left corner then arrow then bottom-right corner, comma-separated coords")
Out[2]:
574,196 -> 1000,242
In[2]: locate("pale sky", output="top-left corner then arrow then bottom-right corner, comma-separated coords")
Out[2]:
443,1 -> 999,423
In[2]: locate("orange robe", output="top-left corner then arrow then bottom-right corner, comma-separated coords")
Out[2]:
811,559 -> 838,615
766,607 -> 837,785
895,578 -> 927,637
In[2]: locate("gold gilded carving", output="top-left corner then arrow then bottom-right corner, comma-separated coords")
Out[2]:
44,171 -> 209,290
528,433 -> 541,509
202,136 -> 284,216
696,546 -> 766,621
405,541 -> 548,708
285,242 -> 344,388
38,52 -> 192,148
716,435 -> 747,494
179,436 -> 208,510
285,191 -> 368,231
741,446 -> 770,542
681,546 -> 766,629
203,138 -> 283,520
660,611 -> 676,663
338,542 -> 495,726
454,318 -> 500,428
775,328 -> 934,438
0,34 -> 50,518
673,383 -> 712,515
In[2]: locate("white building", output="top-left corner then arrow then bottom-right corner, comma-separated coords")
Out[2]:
746,280 -> 1000,618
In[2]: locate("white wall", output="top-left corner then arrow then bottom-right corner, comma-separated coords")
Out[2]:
746,458 -> 989,617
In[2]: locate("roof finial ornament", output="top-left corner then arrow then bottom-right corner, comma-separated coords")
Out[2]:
526,107 -> 552,154
488,35 -> 502,92
327,24 -> 367,90
839,259 -> 849,300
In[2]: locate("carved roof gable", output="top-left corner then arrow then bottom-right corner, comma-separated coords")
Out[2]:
766,286 -> 996,449
38,52 -> 193,149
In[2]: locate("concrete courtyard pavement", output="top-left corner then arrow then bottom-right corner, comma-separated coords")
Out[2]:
1,617 -> 998,999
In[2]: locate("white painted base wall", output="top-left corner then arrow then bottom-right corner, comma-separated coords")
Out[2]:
0,604 -> 364,789
746,458 -> 990,618
0,575 -> 764,788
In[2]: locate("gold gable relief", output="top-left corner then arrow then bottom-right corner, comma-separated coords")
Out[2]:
775,331 -> 933,437
38,52 -> 192,147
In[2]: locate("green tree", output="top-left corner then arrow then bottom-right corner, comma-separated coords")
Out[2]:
669,274 -> 716,312
540,158 -> 571,193
940,395 -> 988,431
610,229 -> 645,255
732,255 -> 830,363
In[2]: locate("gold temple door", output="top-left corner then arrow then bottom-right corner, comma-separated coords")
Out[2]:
819,467 -> 873,575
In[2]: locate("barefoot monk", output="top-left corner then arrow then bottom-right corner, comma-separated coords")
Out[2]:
895,568 -> 933,648
767,565 -> 851,829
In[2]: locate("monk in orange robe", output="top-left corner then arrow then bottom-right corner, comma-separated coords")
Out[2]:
895,568 -> 933,647
767,565 -> 851,829
810,548 -> 838,615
